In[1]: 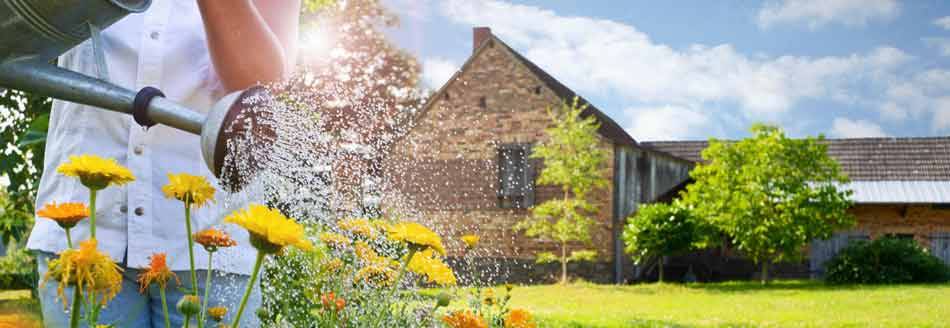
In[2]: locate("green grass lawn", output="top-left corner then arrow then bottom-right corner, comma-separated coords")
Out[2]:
7,281 -> 950,327
445,281 -> 950,328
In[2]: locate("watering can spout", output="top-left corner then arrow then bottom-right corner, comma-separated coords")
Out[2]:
0,0 -> 271,191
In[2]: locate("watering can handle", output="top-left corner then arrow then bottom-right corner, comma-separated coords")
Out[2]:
0,60 -> 205,134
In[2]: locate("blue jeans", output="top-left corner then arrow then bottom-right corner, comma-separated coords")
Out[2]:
35,251 -> 261,327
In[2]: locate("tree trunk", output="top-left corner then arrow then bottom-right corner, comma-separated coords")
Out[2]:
560,241 -> 568,284
760,262 -> 769,284
658,257 -> 665,283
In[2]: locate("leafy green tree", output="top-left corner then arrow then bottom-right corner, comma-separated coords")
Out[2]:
682,124 -> 854,283
0,89 -> 51,244
622,200 -> 710,282
515,97 -> 610,284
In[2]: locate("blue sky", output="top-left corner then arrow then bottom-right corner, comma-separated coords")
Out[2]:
377,0 -> 950,141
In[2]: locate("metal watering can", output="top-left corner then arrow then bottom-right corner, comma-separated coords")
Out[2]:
0,0 -> 271,191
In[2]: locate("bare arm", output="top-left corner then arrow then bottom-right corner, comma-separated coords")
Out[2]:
196,0 -> 301,92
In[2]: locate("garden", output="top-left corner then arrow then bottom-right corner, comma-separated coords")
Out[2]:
2,1 -> 950,328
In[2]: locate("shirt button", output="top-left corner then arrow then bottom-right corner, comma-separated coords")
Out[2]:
134,145 -> 144,155
150,31 -> 160,40
134,207 -> 145,216
120,205 -> 128,213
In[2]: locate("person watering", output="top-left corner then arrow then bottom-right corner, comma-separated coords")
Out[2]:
26,1 -> 301,326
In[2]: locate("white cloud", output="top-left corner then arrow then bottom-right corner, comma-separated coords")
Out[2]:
830,118 -> 889,138
442,0 -> 908,118
923,37 -> 950,57
757,0 -> 899,29
627,105 -> 710,141
932,98 -> 950,131
421,57 -> 458,89
384,0 -> 432,21
934,16 -> 950,30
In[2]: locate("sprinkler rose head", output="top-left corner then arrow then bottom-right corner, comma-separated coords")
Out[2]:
200,87 -> 276,192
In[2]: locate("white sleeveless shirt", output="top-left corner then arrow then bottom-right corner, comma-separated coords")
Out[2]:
27,0 -> 256,274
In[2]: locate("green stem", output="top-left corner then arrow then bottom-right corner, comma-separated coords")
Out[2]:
65,228 -> 73,249
69,287 -> 81,328
160,287 -> 170,328
184,314 -> 191,328
184,202 -> 198,296
90,301 -> 101,326
232,251 -> 265,328
199,251 -> 214,328
392,248 -> 417,293
88,189 -> 98,239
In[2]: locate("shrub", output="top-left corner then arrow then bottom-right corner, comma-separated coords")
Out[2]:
0,243 -> 37,290
824,237 -> 950,284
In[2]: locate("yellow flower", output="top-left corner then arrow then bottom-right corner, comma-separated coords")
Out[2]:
322,258 -> 344,273
387,221 -> 445,255
408,249 -> 457,286
442,310 -> 487,328
504,309 -> 536,328
207,306 -> 228,322
338,218 -> 378,238
161,173 -> 216,208
320,232 -> 351,249
137,253 -> 179,293
224,204 -> 313,254
371,219 -> 393,231
36,202 -> 89,229
193,228 -> 238,252
42,239 -> 122,309
461,234 -> 480,249
56,154 -> 134,190
483,289 -> 495,306
354,264 -> 397,286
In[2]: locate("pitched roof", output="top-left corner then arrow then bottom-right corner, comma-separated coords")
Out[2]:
642,137 -> 950,181
497,40 -> 638,148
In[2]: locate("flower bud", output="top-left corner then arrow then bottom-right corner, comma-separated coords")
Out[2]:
435,292 -> 452,308
176,295 -> 201,316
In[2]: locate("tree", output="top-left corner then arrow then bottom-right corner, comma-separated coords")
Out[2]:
0,89 -> 51,245
682,124 -> 855,283
286,0 -> 423,216
515,97 -> 610,284
622,200 -> 710,282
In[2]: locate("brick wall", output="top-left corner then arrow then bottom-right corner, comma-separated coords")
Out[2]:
384,38 -> 617,281
852,204 -> 950,245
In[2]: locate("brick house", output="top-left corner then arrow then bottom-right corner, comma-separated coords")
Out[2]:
644,137 -> 950,278
386,26 -> 950,283
385,28 -> 692,283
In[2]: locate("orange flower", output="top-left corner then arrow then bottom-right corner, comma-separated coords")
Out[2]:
137,253 -> 179,293
335,297 -> 345,311
442,310 -> 487,328
321,292 -> 336,309
193,228 -> 238,252
504,309 -> 536,328
36,202 -> 89,229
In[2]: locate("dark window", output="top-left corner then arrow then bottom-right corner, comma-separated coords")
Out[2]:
479,96 -> 487,108
885,233 -> 916,241
534,86 -> 542,95
497,144 -> 535,209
